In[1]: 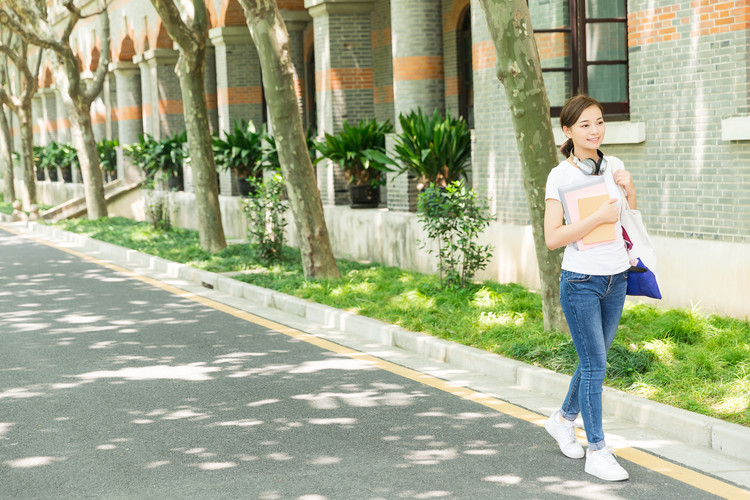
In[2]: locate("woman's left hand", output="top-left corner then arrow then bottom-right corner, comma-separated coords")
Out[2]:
613,169 -> 636,197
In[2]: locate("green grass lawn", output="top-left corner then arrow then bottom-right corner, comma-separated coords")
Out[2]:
54,216 -> 750,427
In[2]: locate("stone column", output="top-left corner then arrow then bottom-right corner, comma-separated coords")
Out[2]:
282,10 -> 312,126
306,0 -> 375,205
386,0 -> 445,212
110,61 -> 143,184
133,54 -> 153,137
55,90 -> 70,144
40,88 -> 58,145
137,48 -> 183,140
209,26 -> 265,196
31,95 -> 42,147
204,44 -> 219,136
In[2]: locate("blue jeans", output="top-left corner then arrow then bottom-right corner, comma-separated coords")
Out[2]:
559,270 -> 628,451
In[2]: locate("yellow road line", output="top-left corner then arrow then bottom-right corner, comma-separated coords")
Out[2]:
4,224 -> 749,499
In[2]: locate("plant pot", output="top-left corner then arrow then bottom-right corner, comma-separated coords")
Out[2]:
168,173 -> 184,192
238,177 -> 252,197
349,184 -> 380,208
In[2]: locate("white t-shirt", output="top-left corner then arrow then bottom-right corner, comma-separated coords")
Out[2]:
545,156 -> 631,276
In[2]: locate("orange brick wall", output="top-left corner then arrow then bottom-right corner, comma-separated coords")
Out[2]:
629,1 -> 750,47
393,56 -> 444,81
316,68 -> 374,92
472,40 -> 496,71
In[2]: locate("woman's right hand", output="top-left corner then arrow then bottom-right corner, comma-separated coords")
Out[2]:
595,199 -> 619,224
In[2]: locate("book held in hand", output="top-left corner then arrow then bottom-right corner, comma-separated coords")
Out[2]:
558,176 -> 617,250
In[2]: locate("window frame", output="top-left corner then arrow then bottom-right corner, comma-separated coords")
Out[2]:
533,0 -> 630,120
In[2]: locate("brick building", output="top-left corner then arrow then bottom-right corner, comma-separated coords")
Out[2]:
8,0 -> 750,318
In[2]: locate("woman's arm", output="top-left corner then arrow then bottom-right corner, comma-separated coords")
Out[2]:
614,169 -> 637,209
544,198 -> 620,251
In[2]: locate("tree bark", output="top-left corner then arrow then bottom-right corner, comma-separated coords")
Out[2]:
176,52 -> 227,253
478,0 -> 566,332
0,30 -> 37,207
239,0 -> 340,279
17,107 -> 35,208
69,97 -> 107,218
0,104 -> 15,203
0,0 -> 110,219
149,0 -> 227,253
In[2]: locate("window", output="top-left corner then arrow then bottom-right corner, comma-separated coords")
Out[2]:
457,6 -> 474,128
529,0 -> 629,118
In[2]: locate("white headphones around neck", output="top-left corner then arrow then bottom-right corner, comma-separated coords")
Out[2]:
571,148 -> 608,175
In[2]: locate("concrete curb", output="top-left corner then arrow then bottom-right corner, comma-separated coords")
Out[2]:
18,221 -> 750,463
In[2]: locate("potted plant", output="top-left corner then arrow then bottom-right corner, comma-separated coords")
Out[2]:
313,119 -> 395,208
393,108 -> 471,191
124,132 -> 185,191
30,146 -> 45,181
98,139 -> 119,182
212,119 -> 265,196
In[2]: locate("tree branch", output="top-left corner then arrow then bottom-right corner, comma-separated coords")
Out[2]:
83,5 -> 112,103
0,1 -> 66,52
150,0 -> 200,52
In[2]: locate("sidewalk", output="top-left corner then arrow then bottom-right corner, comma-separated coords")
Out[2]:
6,219 -> 750,491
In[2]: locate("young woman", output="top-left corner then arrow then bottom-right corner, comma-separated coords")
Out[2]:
543,95 -> 636,482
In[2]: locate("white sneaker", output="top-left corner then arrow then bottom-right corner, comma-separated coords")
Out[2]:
545,410 -> 584,459
585,446 -> 630,481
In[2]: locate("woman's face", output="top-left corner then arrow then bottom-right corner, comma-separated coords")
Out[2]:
563,105 -> 605,158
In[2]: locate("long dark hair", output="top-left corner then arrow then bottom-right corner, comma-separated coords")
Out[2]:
559,95 -> 604,158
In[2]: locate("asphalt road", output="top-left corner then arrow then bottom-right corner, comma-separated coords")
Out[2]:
0,226 -> 736,499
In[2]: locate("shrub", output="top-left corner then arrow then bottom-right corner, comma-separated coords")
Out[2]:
242,173 -> 288,262
417,181 -> 494,289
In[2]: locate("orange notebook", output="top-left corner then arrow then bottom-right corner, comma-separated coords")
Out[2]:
578,194 -> 616,246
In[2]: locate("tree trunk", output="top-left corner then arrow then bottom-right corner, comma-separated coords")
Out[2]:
0,106 -> 14,202
69,100 -> 108,218
240,0 -> 340,279
478,0 -> 566,332
17,107 -> 35,209
175,52 -> 227,253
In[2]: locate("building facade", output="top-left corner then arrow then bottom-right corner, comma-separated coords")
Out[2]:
9,0 -> 750,318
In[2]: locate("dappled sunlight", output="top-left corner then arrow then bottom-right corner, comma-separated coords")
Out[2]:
75,363 -> 222,382
2,229 -> 734,497
477,311 -> 527,328
394,290 -> 436,310
3,456 -> 67,469
643,338 -> 677,364
541,478 -> 627,499
712,395 -> 750,415
0,387 -> 46,399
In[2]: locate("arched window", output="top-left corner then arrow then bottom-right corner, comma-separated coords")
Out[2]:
457,6 -> 474,128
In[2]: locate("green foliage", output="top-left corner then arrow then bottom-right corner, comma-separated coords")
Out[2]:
124,132 -> 186,186
417,182 -> 495,289
212,120 -> 266,178
242,174 -> 288,262
393,108 -> 471,188
313,119 -> 395,187
97,139 -> 119,173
